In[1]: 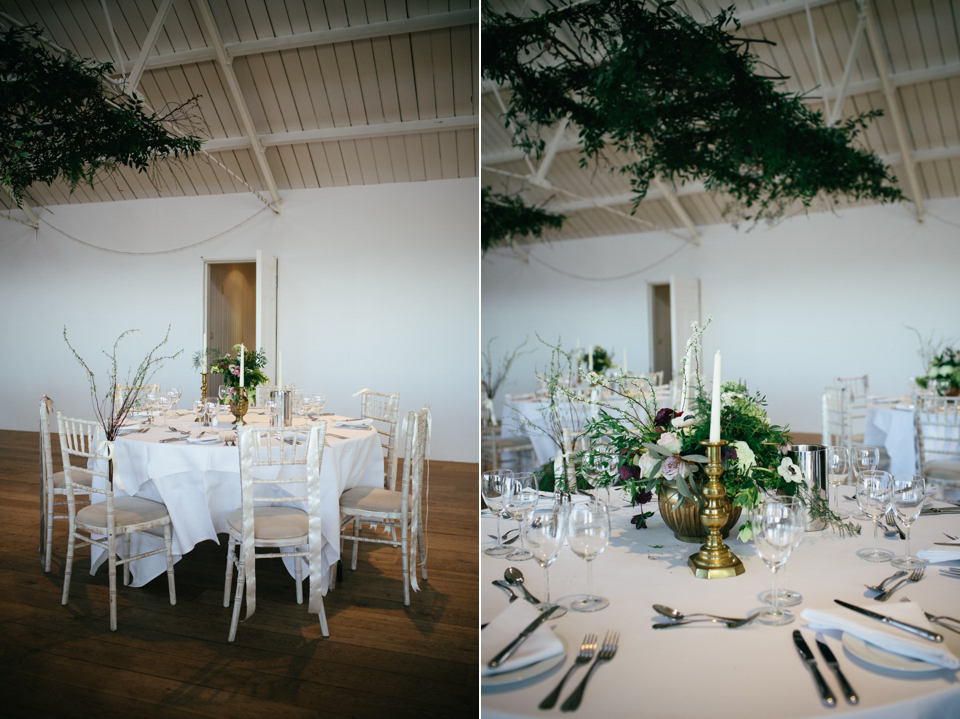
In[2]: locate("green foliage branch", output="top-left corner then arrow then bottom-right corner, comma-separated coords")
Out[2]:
1,24 -> 203,203
482,186 -> 565,252
482,0 -> 903,240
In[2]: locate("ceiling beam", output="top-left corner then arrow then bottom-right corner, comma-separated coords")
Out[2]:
202,115 -> 478,153
126,0 -> 174,95
0,186 -> 40,229
195,0 -> 281,211
733,0 -> 840,27
863,0 -> 924,219
653,177 -> 701,243
115,8 -> 477,76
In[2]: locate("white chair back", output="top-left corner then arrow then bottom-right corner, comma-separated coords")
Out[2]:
914,395 -> 960,480
358,389 -> 400,490
822,386 -> 849,449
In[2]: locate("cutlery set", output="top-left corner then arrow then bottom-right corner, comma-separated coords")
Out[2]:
792,631 -> 852,707
650,604 -> 758,629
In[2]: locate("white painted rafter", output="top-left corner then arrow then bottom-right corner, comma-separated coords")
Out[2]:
125,0 -> 174,95
534,117 -> 570,183
195,0 -> 281,212
203,115 -> 479,153
1,186 -> 40,229
114,9 -> 477,76
827,8 -> 866,125
653,177 -> 700,243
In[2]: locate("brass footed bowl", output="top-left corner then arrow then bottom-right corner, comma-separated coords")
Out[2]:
657,481 -> 741,543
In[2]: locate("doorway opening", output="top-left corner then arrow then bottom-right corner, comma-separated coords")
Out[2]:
206,262 -> 256,400
650,283 -> 672,380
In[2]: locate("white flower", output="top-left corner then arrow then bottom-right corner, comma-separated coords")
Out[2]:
662,456 -> 690,481
721,391 -> 743,407
671,412 -> 697,429
777,457 -> 804,483
637,452 -> 660,478
732,440 -> 755,471
657,431 -> 681,454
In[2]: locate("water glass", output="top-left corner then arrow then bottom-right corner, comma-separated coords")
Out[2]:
584,445 -> 620,512
891,474 -> 925,569
503,473 -> 539,561
522,506 -> 567,616
481,470 -> 515,557
265,400 -> 279,426
856,470 -> 894,562
826,445 -> 850,517
752,497 -> 806,625
192,399 -> 204,422
167,386 -> 182,412
566,499 -> 610,612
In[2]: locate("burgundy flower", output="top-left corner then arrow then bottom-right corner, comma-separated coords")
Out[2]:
654,407 -> 677,427
722,446 -> 738,462
619,463 -> 641,481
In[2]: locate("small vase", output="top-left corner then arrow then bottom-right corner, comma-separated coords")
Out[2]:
658,479 -> 741,543
230,388 -> 249,427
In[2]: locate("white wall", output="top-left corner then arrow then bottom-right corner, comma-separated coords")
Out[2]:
0,178 -> 479,462
482,198 -> 960,435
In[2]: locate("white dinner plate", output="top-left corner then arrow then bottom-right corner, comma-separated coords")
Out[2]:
482,634 -> 568,687
842,633 -> 941,672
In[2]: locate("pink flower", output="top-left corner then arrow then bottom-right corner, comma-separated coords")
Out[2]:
229,364 -> 240,377
662,456 -> 690,481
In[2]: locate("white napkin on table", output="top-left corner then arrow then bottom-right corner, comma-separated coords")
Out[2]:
918,549 -> 960,564
481,600 -> 564,677
801,602 -> 960,669
334,419 -> 374,429
117,425 -> 143,435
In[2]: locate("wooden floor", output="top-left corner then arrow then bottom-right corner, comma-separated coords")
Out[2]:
0,430 -> 479,717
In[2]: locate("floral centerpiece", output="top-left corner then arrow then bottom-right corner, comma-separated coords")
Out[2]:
210,344 -> 269,403
915,347 -> 960,397
559,323 -> 858,541
582,346 -> 613,373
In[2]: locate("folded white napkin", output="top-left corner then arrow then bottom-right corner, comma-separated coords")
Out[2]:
917,549 -> 960,564
117,425 -> 142,435
334,419 -> 374,428
481,600 -> 564,677
801,602 -> 960,669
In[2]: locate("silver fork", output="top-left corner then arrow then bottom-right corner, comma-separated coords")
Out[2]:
901,597 -> 960,636
945,533 -> 958,541
560,631 -> 619,712
876,565 -> 925,602
539,634 -> 596,709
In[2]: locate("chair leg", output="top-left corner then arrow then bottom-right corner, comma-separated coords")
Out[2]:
228,559 -> 246,643
61,525 -> 75,606
223,533 -> 236,607
417,521 -> 428,581
401,531 -> 410,606
43,491 -> 55,573
294,548 -> 303,605
351,518 -> 360,571
164,523 -> 176,606
107,534 -> 118,632
122,534 -> 131,587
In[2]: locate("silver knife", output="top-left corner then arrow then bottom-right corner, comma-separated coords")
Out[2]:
834,599 -> 943,642
793,630 -> 836,708
920,507 -> 960,515
487,605 -> 561,669
815,634 -> 857,704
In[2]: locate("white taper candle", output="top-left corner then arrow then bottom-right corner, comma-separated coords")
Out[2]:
239,344 -> 245,389
680,345 -> 693,413
709,351 -> 722,442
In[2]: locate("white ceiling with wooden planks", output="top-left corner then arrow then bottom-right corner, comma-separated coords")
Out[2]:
482,0 -> 960,243
0,0 -> 478,217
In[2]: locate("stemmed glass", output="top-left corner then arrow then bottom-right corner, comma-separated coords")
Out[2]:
167,386 -> 181,413
891,474 -> 925,569
522,505 -> 567,617
143,386 -> 160,423
827,446 -> 850,517
752,497 -> 806,625
584,445 -> 620,512
566,499 -> 610,612
157,393 -> 173,423
856,470 -> 894,562
219,386 -> 229,407
313,394 -> 326,415
292,389 -> 305,418
265,400 -> 279,426
502,473 -> 539,561
850,446 -> 880,519
193,399 -> 204,423
481,470 -> 515,556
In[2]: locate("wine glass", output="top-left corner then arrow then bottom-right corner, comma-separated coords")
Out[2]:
193,399 -> 204,423
502,473 -> 539,561
157,393 -> 172,423
583,445 -> 620,512
522,505 -> 567,617
566,499 -> 610,612
205,401 -> 218,425
292,389 -> 305,418
481,470 -> 515,556
313,394 -> 326,415
827,446 -> 850,517
219,386 -> 229,405
850,446 -> 879,519
891,474 -> 925,569
265,400 -> 279,426
751,497 -> 806,625
167,386 -> 181,412
856,470 -> 894,562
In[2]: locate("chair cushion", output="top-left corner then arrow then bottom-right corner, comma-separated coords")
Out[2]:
226,506 -> 308,542
339,486 -> 402,517
52,468 -> 94,488
925,460 -> 960,482
76,496 -> 169,531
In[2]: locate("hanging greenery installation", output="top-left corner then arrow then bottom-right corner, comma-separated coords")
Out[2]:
0,24 -> 203,204
482,0 -> 903,246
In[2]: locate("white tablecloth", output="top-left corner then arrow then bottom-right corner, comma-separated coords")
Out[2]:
90,412 -> 384,592
481,491 -> 960,719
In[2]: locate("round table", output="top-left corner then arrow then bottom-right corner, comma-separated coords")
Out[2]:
89,411 -> 385,591
481,490 -> 960,719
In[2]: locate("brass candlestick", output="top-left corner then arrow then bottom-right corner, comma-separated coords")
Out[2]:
197,373 -> 209,421
688,440 -> 745,579
230,388 -> 249,427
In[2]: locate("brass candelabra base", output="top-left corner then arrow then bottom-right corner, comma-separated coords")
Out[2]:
231,388 -> 249,427
198,372 -> 209,422
688,440 -> 745,579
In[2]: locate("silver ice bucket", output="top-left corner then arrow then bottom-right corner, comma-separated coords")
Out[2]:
270,388 -> 292,427
789,444 -> 827,531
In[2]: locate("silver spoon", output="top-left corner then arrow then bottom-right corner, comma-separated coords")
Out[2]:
865,570 -> 907,591
492,580 -> 519,602
504,567 -> 540,604
653,613 -> 759,629
653,604 -> 750,623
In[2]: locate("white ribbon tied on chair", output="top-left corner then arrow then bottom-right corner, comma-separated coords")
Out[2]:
240,432 -> 258,621
400,407 -> 432,593
95,439 -> 121,490
307,426 -> 324,616
351,387 -> 373,398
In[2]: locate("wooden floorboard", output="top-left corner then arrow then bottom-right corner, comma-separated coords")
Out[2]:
0,429 -> 479,716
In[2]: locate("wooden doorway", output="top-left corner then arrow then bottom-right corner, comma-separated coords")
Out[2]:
205,262 -> 256,400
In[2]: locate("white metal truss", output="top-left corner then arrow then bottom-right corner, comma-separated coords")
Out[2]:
195,0 -> 282,212
125,0 -> 174,96
827,6 -> 866,126
653,177 -> 701,243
